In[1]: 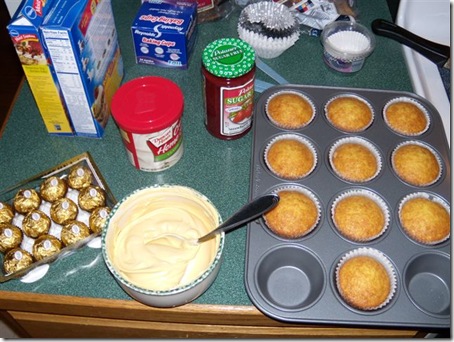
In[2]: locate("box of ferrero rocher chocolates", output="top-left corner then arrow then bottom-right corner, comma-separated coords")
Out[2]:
0,152 -> 116,282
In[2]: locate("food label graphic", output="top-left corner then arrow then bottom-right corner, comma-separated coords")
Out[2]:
220,79 -> 254,136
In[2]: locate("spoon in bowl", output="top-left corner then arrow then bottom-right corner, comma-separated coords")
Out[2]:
148,193 -> 279,246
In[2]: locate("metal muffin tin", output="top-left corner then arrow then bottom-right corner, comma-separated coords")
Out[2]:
245,84 -> 450,328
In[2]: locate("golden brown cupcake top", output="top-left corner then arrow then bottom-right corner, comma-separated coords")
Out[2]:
326,96 -> 373,132
337,256 -> 391,310
266,138 -> 316,179
264,190 -> 319,239
267,93 -> 314,129
399,197 -> 450,244
384,101 -> 428,136
333,195 -> 386,241
331,142 -> 379,182
392,143 -> 440,186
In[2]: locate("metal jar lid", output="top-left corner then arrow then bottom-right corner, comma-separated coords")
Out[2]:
202,38 -> 255,79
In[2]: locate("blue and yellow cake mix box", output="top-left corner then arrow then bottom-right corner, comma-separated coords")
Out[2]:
8,0 -> 74,136
133,0 -> 198,69
40,0 -> 124,138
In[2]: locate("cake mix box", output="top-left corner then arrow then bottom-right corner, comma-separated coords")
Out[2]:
40,0 -> 124,138
133,0 -> 198,69
7,0 -> 74,136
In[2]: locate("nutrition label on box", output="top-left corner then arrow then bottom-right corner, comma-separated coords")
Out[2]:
42,29 -> 97,135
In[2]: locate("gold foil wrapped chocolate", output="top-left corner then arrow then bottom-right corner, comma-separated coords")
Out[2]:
22,209 -> 51,238
3,247 -> 34,274
78,185 -> 106,212
89,206 -> 111,234
0,223 -> 23,253
67,165 -> 93,190
50,198 -> 78,225
13,189 -> 41,215
40,176 -> 68,202
61,220 -> 91,246
0,201 -> 14,224
32,234 -> 62,261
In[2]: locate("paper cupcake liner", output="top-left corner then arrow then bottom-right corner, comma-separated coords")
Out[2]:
264,133 -> 318,180
239,1 -> 298,32
265,90 -> 316,129
264,184 -> 321,239
237,1 -> 299,59
398,192 -> 450,245
335,247 -> 397,311
331,189 -> 390,242
383,97 -> 431,136
324,95 -> 374,132
238,27 -> 299,59
324,31 -> 372,61
329,136 -> 382,183
391,140 -> 443,187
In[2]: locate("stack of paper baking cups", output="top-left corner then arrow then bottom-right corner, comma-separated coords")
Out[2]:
237,1 -> 300,59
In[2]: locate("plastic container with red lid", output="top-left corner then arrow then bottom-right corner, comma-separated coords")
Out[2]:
111,76 -> 184,172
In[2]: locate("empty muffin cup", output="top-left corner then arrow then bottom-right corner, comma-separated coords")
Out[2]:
404,252 -> 450,317
255,244 -> 325,310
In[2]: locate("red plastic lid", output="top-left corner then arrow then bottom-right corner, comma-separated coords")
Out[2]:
111,76 -> 184,134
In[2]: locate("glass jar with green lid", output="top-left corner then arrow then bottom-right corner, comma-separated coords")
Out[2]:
202,38 -> 255,140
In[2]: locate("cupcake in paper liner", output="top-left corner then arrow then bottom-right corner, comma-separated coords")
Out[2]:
391,140 -> 442,187
324,94 -> 374,133
335,247 -> 397,311
383,97 -> 431,136
263,184 -> 321,239
398,192 -> 450,245
331,189 -> 390,243
329,137 -> 382,183
265,90 -> 316,129
264,134 -> 318,180
237,1 -> 300,59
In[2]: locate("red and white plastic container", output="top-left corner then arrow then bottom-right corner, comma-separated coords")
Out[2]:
111,76 -> 184,172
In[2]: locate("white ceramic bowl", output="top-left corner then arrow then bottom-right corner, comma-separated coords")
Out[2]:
101,185 -> 224,308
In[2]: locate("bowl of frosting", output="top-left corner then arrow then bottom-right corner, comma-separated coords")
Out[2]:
101,184 -> 224,308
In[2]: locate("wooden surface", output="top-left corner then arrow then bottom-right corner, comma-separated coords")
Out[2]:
0,291 -> 424,338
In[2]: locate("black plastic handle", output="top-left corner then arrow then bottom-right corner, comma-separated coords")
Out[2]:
371,19 -> 450,67
197,194 -> 279,243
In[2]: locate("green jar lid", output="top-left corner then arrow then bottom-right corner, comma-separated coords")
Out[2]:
202,38 -> 255,79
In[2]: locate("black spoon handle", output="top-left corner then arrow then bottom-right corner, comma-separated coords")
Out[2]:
197,194 -> 279,243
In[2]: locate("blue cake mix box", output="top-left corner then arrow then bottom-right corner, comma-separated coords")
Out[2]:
132,0 -> 198,69
40,0 -> 124,138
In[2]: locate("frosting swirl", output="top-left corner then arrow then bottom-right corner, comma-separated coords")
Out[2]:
106,186 -> 221,291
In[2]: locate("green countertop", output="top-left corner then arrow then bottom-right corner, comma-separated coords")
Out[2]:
0,0 -> 412,306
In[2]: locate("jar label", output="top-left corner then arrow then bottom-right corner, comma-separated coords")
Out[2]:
220,78 -> 254,136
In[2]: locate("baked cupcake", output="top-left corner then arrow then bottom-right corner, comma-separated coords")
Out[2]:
383,97 -> 430,136
263,186 -> 320,239
325,95 -> 374,132
331,190 -> 389,242
391,141 -> 441,187
264,134 -> 317,179
329,137 -> 381,183
265,91 -> 315,129
336,247 -> 396,311
399,192 -> 450,245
